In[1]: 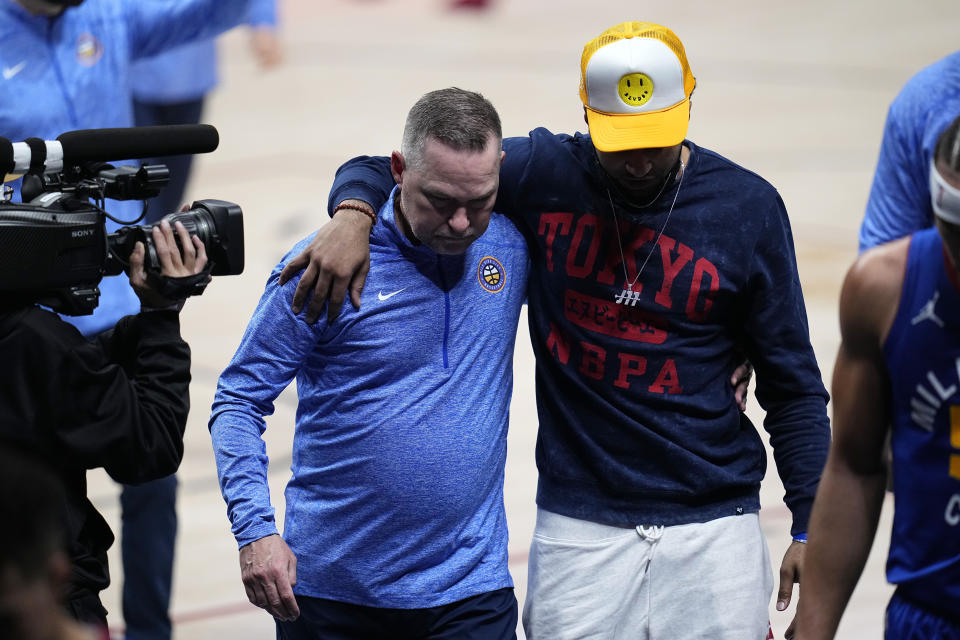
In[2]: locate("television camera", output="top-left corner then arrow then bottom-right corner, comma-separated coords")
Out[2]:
0,124 -> 243,315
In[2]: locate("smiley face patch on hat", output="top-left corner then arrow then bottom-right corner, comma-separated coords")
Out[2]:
618,73 -> 654,107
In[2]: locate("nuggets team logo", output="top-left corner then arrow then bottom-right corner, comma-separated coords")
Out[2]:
618,73 -> 654,107
477,256 -> 505,293
76,33 -> 103,67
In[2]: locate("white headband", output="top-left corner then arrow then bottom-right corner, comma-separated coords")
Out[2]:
930,160 -> 960,225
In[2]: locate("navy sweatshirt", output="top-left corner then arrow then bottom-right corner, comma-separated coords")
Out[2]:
329,128 -> 830,535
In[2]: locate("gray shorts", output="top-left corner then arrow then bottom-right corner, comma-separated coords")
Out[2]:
522,508 -> 773,639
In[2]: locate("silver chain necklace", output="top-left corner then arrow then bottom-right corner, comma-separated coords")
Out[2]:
609,160 -> 685,306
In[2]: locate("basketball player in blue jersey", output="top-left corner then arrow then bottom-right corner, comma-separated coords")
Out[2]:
793,115 -> 960,639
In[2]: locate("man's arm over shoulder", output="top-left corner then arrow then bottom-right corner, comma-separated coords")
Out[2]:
54,309 -> 191,484
210,257 -> 325,547
326,156 -> 394,218
125,0 -> 254,60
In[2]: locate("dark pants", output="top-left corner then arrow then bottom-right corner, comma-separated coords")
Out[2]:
276,588 -> 518,640
119,474 -> 178,640
132,97 -> 206,224
886,590 -> 960,639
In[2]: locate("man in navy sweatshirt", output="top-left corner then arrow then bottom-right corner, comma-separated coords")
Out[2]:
209,88 -> 529,639
279,22 -> 831,639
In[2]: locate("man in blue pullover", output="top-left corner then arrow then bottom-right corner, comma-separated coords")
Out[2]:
279,22 -> 831,639
209,88 -> 529,639
0,1 -> 252,638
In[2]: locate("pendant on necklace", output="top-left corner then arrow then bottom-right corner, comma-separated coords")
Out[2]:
614,285 -> 642,306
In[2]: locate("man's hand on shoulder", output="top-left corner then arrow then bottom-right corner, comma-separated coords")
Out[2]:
239,533 -> 300,622
278,201 -> 373,325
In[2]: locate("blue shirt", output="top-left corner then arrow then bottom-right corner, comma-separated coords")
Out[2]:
860,51 -> 960,252
883,227 -> 960,613
0,0 -> 251,335
209,192 -> 530,608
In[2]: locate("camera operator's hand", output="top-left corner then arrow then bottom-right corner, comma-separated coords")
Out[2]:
129,219 -> 208,310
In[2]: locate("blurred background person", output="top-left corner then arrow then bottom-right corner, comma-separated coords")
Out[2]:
132,0 -> 281,224
859,50 -> 960,251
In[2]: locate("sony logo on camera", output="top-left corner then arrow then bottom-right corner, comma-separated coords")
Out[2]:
71,229 -> 96,238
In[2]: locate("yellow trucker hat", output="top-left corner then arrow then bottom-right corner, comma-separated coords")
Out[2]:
580,22 -> 696,152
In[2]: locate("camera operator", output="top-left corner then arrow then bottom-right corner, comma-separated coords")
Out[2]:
0,219 -> 209,631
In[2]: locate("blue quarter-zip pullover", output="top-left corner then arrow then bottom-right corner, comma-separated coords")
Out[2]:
210,189 -> 530,607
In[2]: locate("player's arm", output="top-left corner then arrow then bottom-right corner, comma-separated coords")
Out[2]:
791,242 -> 905,640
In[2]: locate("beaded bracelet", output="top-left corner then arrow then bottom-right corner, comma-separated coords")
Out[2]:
333,202 -> 376,226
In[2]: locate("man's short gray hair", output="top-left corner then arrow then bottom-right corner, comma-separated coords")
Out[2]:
401,87 -> 502,170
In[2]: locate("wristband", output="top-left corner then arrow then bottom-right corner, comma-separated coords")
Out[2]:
792,532 -> 807,544
333,202 -> 376,226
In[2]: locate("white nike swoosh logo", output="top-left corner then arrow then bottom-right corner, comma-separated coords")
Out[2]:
3,61 -> 26,80
377,288 -> 405,301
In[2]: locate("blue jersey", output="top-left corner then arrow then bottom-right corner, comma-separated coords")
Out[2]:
210,191 -> 530,608
884,227 -> 960,613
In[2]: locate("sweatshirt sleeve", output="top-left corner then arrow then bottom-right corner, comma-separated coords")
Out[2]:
326,155 -> 395,217
743,192 -> 831,536
55,310 -> 192,484
209,261 -> 326,548
125,0 -> 253,61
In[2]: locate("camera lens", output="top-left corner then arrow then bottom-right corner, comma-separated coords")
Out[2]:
105,199 -> 243,277
159,207 -> 218,253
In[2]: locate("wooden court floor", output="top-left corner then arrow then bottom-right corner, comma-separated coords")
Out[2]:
83,0 -> 957,637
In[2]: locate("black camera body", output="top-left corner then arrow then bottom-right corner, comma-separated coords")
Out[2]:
0,125 -> 243,315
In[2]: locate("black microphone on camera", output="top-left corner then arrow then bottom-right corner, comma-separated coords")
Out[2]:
0,124 -> 219,179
